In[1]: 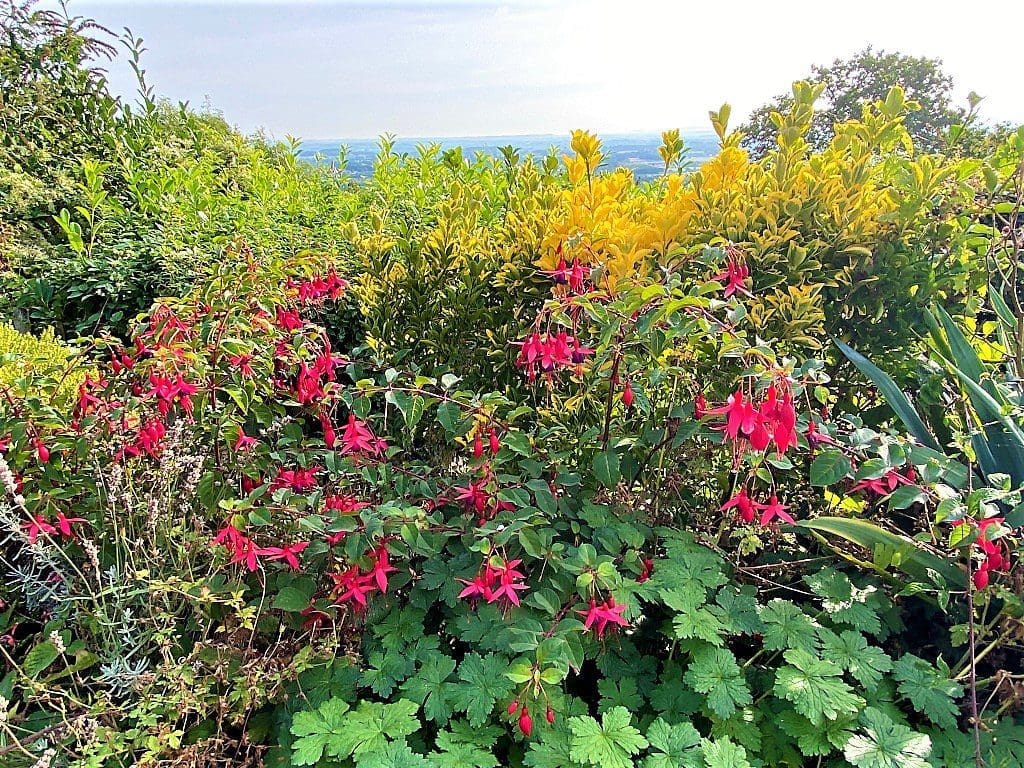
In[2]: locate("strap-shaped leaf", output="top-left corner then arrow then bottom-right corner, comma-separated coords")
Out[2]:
834,339 -> 941,451
794,517 -> 964,588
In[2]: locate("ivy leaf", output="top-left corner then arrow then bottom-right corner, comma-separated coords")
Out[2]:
759,599 -> 820,654
700,736 -> 752,768
569,706 -> 649,768
452,653 -> 514,727
774,649 -> 864,725
400,652 -> 457,722
892,654 -> 962,730
358,740 -> 431,768
682,646 -> 752,720
843,707 -> 932,768
817,629 -> 892,689
643,718 -> 702,768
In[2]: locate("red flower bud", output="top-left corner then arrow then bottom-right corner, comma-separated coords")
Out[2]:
518,708 -> 533,736
622,380 -> 634,409
34,439 -> 49,464
489,428 -> 500,456
473,433 -> 484,459
545,706 -> 555,724
973,567 -> 990,591
507,700 -> 518,715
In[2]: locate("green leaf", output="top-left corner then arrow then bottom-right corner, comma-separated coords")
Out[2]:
810,450 -> 852,486
773,648 -> 864,726
524,728 -> 577,768
429,740 -> 498,768
759,600 -> 819,654
452,653 -> 514,727
334,699 -> 421,758
700,736 -> 752,768
289,698 -> 352,766
834,339 -> 940,452
683,646 -> 751,720
23,641 -> 60,679
843,707 -> 932,768
400,653 -> 457,722
817,629 -> 891,689
804,568 -> 883,635
569,707 -> 649,768
643,718 -> 702,768
892,655 -> 962,730
272,582 -> 314,612
778,710 -> 856,757
359,740 -> 431,768
794,517 -> 965,588
592,449 -> 621,488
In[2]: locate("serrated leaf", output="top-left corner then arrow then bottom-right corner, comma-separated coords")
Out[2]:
643,718 -> 702,768
892,655 -> 962,730
359,740 -> 431,768
569,707 -> 648,768
843,707 -> 932,768
759,600 -> 819,654
683,646 -> 751,720
452,653 -> 514,727
817,629 -> 892,689
774,649 -> 863,726
700,736 -> 752,768
400,653 -> 457,723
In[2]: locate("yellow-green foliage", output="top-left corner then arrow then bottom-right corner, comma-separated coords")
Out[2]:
0,321 -> 86,404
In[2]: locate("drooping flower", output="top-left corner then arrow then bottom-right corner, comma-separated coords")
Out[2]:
577,597 -> 630,637
754,494 -> 795,526
22,515 -> 57,544
257,541 -> 309,570
340,413 -> 387,456
721,486 -> 757,524
54,511 -> 86,537
233,429 -> 259,452
712,252 -> 752,298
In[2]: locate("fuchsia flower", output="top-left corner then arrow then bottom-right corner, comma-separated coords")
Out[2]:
754,494 -> 794,526
271,466 -> 321,493
229,354 -> 255,378
721,486 -> 757,524
257,541 -> 309,570
340,413 -> 387,456
457,558 -> 528,608
959,517 -> 1009,590
577,597 -> 630,637
706,381 -> 798,458
276,307 -> 303,332
22,515 -> 57,544
233,429 -> 259,452
513,332 -> 593,381
324,494 -> 369,514
712,252 -> 752,298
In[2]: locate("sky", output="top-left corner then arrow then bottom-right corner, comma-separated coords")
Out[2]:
43,0 -> 1024,140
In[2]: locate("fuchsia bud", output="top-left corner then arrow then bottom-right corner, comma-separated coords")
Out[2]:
473,432 -> 484,459
622,380 -> 634,409
973,568 -> 989,591
489,428 -> 500,456
518,708 -> 533,736
508,700 -> 519,715
545,706 -> 555,725
34,439 -> 49,464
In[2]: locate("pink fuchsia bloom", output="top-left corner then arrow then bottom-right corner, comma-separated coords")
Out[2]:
233,429 -> 259,452
577,597 -> 630,637
229,354 -> 255,378
340,413 -> 387,456
22,515 -> 57,544
324,494 -> 369,514
271,466 -> 322,493
721,486 -> 757,524
712,253 -> 752,298
276,307 -> 303,332
54,511 -> 86,537
706,390 -> 758,439
754,494 -> 795,526
257,541 -> 309,570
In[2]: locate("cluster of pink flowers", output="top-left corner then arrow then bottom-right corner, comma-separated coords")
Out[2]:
271,465 -> 322,493
849,466 -> 916,496
329,544 -> 397,608
577,596 -> 629,638
457,558 -> 528,608
213,524 -> 309,572
287,271 -> 348,303
706,381 -> 798,457
22,512 -> 85,544
148,371 -> 200,418
514,331 -> 594,382
720,486 -> 794,526
544,255 -> 590,294
712,251 -> 752,298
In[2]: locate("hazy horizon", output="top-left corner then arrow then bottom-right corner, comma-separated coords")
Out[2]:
44,1 -> 1024,141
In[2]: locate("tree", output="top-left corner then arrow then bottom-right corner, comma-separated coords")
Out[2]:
739,47 -> 963,159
